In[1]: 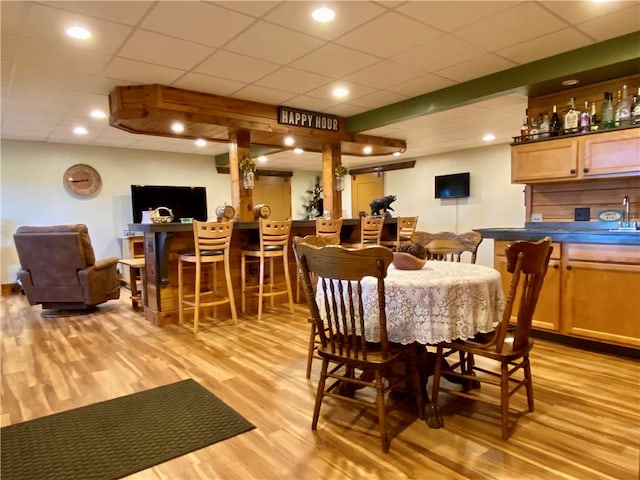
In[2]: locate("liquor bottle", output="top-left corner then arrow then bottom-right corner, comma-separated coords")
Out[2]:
616,84 -> 631,127
601,92 -> 615,129
589,102 -> 599,131
520,108 -> 529,141
563,97 -> 579,134
539,112 -> 550,138
632,88 -> 640,125
578,100 -> 590,133
549,105 -> 561,136
529,115 -> 540,140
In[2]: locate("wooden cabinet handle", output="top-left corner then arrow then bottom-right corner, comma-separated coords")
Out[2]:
570,169 -> 576,174
583,168 -> 589,173
553,264 -> 559,269
566,265 -> 573,270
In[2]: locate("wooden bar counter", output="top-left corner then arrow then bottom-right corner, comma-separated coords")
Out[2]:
129,218 -> 399,326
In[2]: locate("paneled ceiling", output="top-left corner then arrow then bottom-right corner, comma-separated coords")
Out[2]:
2,1 -> 639,172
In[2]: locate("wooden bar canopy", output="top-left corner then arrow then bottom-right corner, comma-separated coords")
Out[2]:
108,85 -> 406,157
109,84 -> 407,220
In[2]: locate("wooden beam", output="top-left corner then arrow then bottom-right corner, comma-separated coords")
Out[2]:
349,161 -> 416,177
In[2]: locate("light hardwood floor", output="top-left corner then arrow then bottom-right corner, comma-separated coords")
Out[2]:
1,292 -> 639,480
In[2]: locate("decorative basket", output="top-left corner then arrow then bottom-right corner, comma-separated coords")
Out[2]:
150,206 -> 174,224
392,252 -> 426,270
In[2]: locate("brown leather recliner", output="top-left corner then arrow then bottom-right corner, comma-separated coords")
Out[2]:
14,224 -> 120,315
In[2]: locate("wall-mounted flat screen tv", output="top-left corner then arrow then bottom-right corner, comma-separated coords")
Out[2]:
131,185 -> 207,223
434,172 -> 470,199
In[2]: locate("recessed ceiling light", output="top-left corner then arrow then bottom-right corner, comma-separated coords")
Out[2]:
483,133 -> 496,142
284,136 -> 295,146
562,79 -> 579,86
312,7 -> 335,23
90,109 -> 106,119
66,26 -> 91,40
73,126 -> 88,135
257,155 -> 268,163
195,139 -> 206,147
294,148 -> 304,154
363,146 -> 372,155
332,86 -> 349,98
171,122 -> 185,134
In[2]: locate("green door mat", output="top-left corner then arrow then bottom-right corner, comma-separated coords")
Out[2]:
1,379 -> 255,480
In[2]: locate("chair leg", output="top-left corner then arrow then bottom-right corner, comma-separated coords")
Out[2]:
312,360 -> 329,430
257,256 -> 265,320
524,355 -> 534,412
306,322 -> 317,379
426,346 -> 444,429
178,259 -> 184,325
282,248 -> 294,313
374,369 -> 389,453
500,361 -> 510,441
224,256 -> 238,324
269,257 -> 275,309
193,261 -> 201,333
241,254 -> 246,315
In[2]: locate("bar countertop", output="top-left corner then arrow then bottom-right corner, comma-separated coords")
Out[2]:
476,222 -> 640,245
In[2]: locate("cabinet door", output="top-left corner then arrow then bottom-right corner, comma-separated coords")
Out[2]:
581,128 -> 640,178
494,240 -> 561,331
562,243 -> 640,348
511,139 -> 579,183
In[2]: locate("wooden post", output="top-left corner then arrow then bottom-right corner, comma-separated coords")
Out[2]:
322,143 -> 342,219
229,128 -> 253,221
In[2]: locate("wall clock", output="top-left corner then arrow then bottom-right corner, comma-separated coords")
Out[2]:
63,164 -> 102,197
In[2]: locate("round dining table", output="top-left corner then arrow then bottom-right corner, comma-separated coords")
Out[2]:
354,260 -> 505,345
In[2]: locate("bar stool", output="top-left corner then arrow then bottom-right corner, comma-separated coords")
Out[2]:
342,216 -> 384,248
381,216 -> 418,249
241,218 -> 294,320
178,220 -> 237,333
294,217 -> 344,303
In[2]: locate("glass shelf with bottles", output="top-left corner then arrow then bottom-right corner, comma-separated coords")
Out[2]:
512,85 -> 640,145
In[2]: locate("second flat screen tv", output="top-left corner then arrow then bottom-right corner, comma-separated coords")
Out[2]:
131,185 -> 207,223
434,172 -> 470,199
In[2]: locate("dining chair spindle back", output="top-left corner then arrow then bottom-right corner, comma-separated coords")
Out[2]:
294,242 -> 424,453
428,237 -> 553,440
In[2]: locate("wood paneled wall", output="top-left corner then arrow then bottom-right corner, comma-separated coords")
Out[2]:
525,177 -> 640,222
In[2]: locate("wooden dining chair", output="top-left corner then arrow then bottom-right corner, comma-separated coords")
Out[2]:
342,216 -> 384,248
381,216 -> 418,249
413,231 -> 482,263
294,242 -> 424,453
428,237 -> 553,440
178,220 -> 237,333
292,234 -> 341,378
241,218 -> 294,320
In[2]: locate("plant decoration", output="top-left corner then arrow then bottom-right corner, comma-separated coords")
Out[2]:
239,155 -> 256,172
393,241 -> 428,259
334,165 -> 348,177
303,176 -> 323,219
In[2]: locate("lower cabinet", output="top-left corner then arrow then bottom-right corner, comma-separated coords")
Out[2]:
494,240 -> 640,348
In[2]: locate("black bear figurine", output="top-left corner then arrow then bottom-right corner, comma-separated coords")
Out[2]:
370,195 -> 396,216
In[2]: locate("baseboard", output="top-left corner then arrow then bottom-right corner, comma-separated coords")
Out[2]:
1,283 -> 22,296
532,329 -> 639,359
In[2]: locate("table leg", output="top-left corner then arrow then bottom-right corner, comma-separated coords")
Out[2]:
425,403 -> 444,428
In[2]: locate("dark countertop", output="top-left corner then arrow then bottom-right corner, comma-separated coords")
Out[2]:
476,222 -> 640,245
128,217 -> 395,233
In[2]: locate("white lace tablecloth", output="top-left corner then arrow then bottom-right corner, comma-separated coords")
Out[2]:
317,260 -> 505,345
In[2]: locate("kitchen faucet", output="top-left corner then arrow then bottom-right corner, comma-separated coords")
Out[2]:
622,195 -> 630,227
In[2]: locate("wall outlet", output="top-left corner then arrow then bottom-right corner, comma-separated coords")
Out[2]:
575,207 -> 590,221
531,213 -> 543,223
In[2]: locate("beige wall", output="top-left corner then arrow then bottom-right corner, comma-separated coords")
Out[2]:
1,140 -> 524,283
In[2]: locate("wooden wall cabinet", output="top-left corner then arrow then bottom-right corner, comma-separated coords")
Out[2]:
494,240 -> 640,348
511,128 -> 640,184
